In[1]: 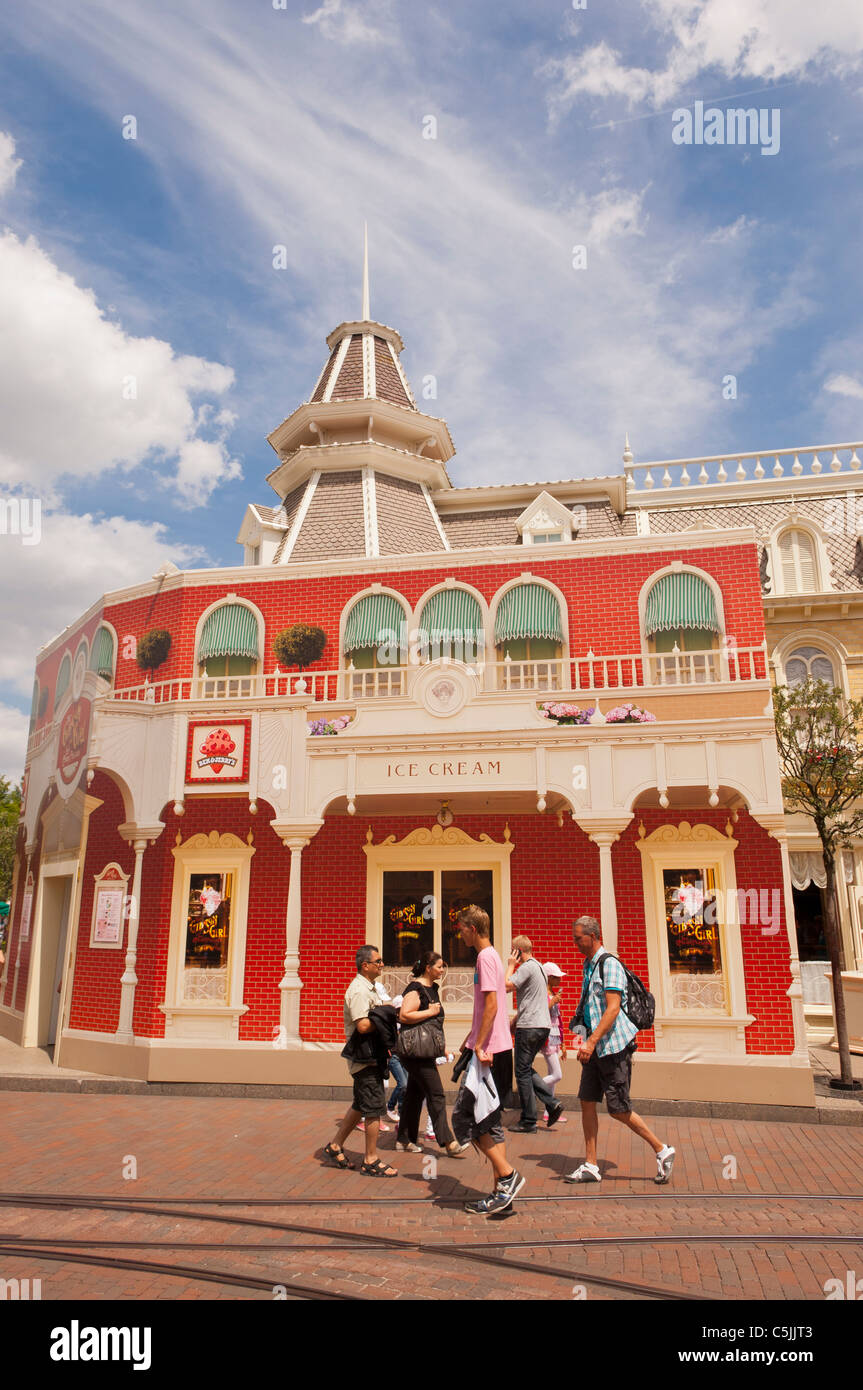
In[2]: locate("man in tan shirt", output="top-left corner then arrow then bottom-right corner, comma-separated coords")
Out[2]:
321,944 -> 398,1177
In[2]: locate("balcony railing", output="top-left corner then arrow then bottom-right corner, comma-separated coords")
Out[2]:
98,643 -> 769,708
624,439 -> 863,496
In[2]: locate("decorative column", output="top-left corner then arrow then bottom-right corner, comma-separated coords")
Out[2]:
772,827 -> 809,1060
573,816 -> 633,955
12,848 -> 35,1010
116,824 -> 163,1043
271,819 -> 324,1046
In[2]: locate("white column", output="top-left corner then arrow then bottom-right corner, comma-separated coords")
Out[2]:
116,838 -> 147,1042
574,817 -> 632,955
592,832 -> 620,954
279,837 -> 308,1044
773,829 -> 809,1060
11,849 -> 34,1010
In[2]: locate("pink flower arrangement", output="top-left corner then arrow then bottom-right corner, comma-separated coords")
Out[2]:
308,715 -> 351,736
540,702 -> 594,725
605,703 -> 656,724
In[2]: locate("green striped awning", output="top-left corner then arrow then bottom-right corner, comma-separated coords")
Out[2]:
90,626 -> 115,679
494,584 -> 563,645
645,572 -> 719,636
198,604 -> 260,662
55,654 -> 71,705
417,588 -> 482,640
343,593 -> 405,653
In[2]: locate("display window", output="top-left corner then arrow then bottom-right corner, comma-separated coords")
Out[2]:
184,871 -> 233,1000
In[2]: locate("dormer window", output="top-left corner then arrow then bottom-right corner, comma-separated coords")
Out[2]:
516,491 -> 577,546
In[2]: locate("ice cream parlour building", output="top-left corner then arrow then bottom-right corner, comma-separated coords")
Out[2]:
0,286 -> 813,1106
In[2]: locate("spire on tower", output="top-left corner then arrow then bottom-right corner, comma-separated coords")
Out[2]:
362,221 -> 370,321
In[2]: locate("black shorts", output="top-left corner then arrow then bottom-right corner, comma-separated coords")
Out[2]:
577,1042 -> 636,1114
351,1065 -> 386,1119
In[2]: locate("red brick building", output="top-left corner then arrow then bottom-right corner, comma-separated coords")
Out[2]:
0,288 -> 812,1105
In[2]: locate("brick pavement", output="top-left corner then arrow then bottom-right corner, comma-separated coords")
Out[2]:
1,1093 -> 861,1301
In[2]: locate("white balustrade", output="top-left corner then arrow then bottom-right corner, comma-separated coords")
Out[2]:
625,441 -> 863,494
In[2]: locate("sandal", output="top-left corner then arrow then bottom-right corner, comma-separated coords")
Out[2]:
360,1159 -> 398,1178
323,1143 -> 354,1170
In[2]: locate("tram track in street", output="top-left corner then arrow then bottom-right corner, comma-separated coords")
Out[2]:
2,1189 -> 862,1302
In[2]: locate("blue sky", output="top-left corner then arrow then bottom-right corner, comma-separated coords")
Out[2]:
1,0 -> 863,775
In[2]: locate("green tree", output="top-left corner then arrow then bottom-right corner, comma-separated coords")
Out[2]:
0,775 -> 22,904
773,679 -> 863,1090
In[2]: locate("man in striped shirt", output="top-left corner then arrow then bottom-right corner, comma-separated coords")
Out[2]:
565,915 -> 676,1185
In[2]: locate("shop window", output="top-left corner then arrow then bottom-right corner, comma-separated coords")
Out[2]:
382,870 -> 434,967
661,866 -> 726,1010
380,867 -> 494,969
184,871 -> 234,1002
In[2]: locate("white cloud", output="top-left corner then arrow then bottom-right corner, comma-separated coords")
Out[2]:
0,703 -> 29,783
705,215 -> 758,243
0,509 -> 203,700
0,0 -> 824,478
0,232 -> 240,503
824,373 -> 863,401
0,132 -> 22,196
301,0 -> 396,46
543,0 -> 863,116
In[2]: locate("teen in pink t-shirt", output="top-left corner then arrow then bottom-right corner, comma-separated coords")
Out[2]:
468,945 -> 512,1054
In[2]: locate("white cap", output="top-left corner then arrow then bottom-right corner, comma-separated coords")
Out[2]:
543,961 -> 566,978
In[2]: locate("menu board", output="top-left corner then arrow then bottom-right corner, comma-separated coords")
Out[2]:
93,886 -> 125,946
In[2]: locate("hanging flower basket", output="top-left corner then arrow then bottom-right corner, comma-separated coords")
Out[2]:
605,703 -> 656,724
539,702 -> 594,725
308,715 -> 351,736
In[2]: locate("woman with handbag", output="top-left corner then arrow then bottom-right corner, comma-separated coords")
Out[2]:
395,951 -> 466,1157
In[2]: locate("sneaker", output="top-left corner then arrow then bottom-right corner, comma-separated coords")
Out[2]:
395,1140 -> 422,1153
564,1162 -> 602,1183
425,1122 -> 435,1139
508,1122 -> 538,1134
546,1102 -> 564,1129
386,1108 -> 400,1123
494,1168 -> 525,1205
464,1170 -> 525,1217
655,1145 -> 676,1184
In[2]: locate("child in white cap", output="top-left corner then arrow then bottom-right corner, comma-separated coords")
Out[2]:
541,963 -> 568,1124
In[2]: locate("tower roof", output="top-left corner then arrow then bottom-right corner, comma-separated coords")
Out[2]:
308,226 -> 418,410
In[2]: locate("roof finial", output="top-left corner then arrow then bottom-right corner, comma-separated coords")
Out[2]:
622,432 -> 633,465
362,221 -> 370,321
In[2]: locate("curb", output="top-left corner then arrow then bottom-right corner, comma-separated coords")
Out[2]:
0,1073 -> 861,1124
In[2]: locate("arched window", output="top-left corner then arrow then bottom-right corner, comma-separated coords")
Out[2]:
777,529 -> 817,594
644,571 -> 721,683
29,679 -> 39,734
55,654 -> 72,708
342,592 -> 407,696
785,646 -> 836,688
493,583 -> 564,690
416,588 -> 484,665
198,603 -> 260,697
90,626 -> 116,683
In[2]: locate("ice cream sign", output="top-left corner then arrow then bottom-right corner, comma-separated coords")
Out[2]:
186,719 -> 251,785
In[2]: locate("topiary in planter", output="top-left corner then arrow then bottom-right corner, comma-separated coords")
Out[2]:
136,629 -> 172,675
273,624 -> 326,672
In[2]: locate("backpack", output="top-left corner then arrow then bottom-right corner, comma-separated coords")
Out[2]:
570,953 -> 655,1033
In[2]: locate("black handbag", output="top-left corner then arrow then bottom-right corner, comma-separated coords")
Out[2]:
396,1018 -> 445,1060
